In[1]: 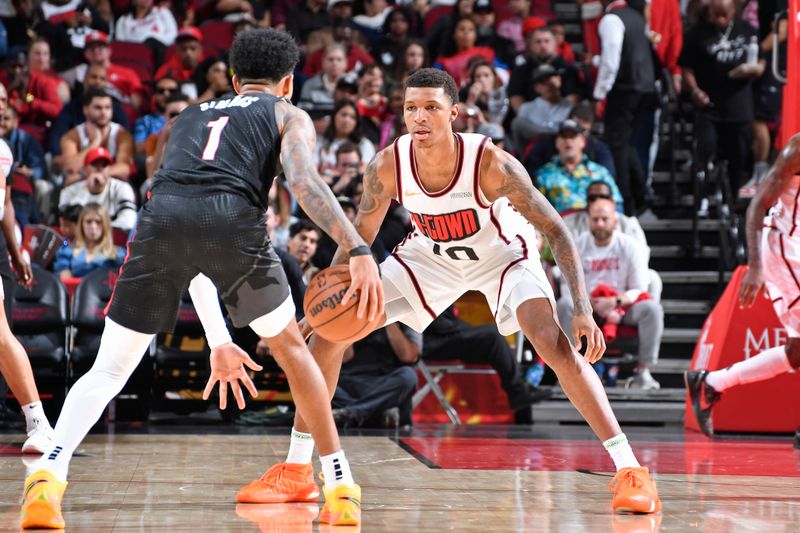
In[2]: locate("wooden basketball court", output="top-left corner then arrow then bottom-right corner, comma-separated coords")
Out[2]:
1,424 -> 799,531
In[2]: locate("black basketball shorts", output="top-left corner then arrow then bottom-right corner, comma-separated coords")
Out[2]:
107,189 -> 290,334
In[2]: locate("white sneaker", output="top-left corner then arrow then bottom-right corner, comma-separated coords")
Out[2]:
625,370 -> 661,391
22,423 -> 54,454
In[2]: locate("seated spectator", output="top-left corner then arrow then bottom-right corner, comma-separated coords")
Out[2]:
49,64 -> 130,180
434,16 -> 497,88
312,194 -> 386,268
333,323 -> 419,428
562,181 -> 661,301
58,147 -> 137,233
286,219 -> 321,283
192,57 -> 232,103
0,105 -> 45,225
497,0 -> 533,54
27,37 -> 71,104
508,26 -> 585,113
298,43 -> 348,117
457,58 -> 509,131
422,306 -> 552,412
134,76 -> 177,155
534,119 -> 622,214
326,141 -> 363,194
154,27 -> 205,100
315,99 -> 375,176
61,30 -> 144,111
378,83 -> 406,149
143,93 -> 191,188
473,0 -> 518,68
372,7 -> 415,72
549,22 -> 575,62
425,0 -> 473,62
352,0 -> 393,48
6,0 -> 36,52
510,64 -> 573,153
266,204 -> 306,312
525,100 -> 615,178
355,63 -> 387,139
390,39 -> 428,85
35,0 -> 109,71
53,202 -> 125,279
302,18 -> 374,78
57,204 -> 81,243
114,0 -> 178,58
286,0 -> 331,48
3,50 -> 63,144
60,88 -> 135,182
557,198 -> 663,390
476,122 -> 507,151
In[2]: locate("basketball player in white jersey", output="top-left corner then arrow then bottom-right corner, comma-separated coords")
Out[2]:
236,69 -> 661,513
686,134 -> 800,439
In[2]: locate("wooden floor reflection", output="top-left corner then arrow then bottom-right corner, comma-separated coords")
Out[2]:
1,426 -> 799,532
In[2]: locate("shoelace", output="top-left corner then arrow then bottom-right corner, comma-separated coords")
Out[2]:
608,469 -> 644,492
260,464 -> 287,483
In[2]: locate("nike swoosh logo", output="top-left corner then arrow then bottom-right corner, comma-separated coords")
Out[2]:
338,495 -> 361,508
24,479 -> 47,498
404,190 -> 422,197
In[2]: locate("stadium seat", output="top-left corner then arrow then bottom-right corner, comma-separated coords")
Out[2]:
12,266 -> 69,417
110,41 -> 155,78
200,20 -> 235,52
424,5 -> 453,33
70,267 -> 153,421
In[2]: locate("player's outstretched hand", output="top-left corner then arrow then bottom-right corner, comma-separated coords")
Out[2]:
203,342 -> 263,410
344,254 -> 384,323
573,313 -> 606,364
739,265 -> 765,308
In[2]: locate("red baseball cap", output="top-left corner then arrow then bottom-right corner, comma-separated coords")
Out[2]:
176,26 -> 203,42
85,30 -> 110,46
84,146 -> 113,167
522,16 -> 547,37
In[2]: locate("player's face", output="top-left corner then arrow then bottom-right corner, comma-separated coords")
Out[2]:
86,96 -> 113,127
81,212 -> 104,244
588,200 -> 617,242
288,229 -> 319,265
403,87 -> 458,146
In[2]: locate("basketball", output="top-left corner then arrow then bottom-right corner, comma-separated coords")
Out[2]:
303,264 -> 381,343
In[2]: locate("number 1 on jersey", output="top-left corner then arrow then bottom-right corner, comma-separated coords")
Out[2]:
202,116 -> 229,160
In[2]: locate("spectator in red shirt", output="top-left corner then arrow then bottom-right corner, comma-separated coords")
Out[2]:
154,26 -> 205,100
3,50 -> 63,145
649,0 -> 683,93
301,18 -> 374,78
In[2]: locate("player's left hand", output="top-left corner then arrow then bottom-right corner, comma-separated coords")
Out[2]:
203,342 -> 263,410
345,254 -> 384,323
12,255 -> 32,289
739,264 -> 765,308
573,312 -> 606,364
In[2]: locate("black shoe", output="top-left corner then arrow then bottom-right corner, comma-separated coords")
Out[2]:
381,407 -> 400,429
684,370 -> 721,436
508,385 -> 553,412
332,408 -> 356,429
0,402 -> 24,427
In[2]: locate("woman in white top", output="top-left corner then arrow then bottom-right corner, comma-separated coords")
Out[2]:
314,99 -> 376,180
114,0 -> 178,47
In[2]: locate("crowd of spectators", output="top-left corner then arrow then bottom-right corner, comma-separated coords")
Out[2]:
0,0 -> 790,423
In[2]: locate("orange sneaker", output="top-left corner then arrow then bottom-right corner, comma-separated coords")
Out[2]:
319,483 -> 361,526
20,469 -> 67,529
236,463 -> 320,503
609,467 -> 661,514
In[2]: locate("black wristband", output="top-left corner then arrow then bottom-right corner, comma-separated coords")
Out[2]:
349,245 -> 371,257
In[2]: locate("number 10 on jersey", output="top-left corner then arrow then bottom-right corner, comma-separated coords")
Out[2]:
202,116 -> 229,160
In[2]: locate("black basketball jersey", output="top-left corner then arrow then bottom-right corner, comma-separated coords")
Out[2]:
152,92 -> 282,210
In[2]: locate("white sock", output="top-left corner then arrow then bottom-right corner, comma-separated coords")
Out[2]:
285,427 -> 315,464
27,318 -> 153,482
705,346 -> 793,393
603,433 -> 641,471
21,401 -> 51,434
320,449 -> 354,489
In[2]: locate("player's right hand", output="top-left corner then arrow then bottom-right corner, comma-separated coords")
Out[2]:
203,342 -> 263,410
344,254 -> 384,323
739,265 -> 765,308
573,312 -> 606,364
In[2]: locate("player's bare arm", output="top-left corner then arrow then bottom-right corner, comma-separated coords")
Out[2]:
740,134 -> 800,307
331,146 -> 397,266
276,101 -> 383,320
481,144 -> 605,362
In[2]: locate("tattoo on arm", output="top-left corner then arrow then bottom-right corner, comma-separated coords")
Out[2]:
278,104 -> 364,252
496,155 -> 592,315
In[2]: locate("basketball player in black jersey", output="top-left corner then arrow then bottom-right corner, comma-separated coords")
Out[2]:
20,29 -> 380,529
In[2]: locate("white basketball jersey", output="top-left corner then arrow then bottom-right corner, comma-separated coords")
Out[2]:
767,174 -> 800,235
392,132 -> 538,257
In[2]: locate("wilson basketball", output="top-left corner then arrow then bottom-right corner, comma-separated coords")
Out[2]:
303,264 -> 381,343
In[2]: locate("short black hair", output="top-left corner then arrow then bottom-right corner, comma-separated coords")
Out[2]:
230,28 -> 300,84
166,92 -> 190,105
569,100 -> 595,124
58,204 -> 82,223
289,219 -> 320,238
404,68 -> 458,105
83,87 -> 112,107
336,141 -> 360,160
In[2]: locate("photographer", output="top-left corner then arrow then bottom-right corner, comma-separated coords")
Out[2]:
329,141 -> 364,198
